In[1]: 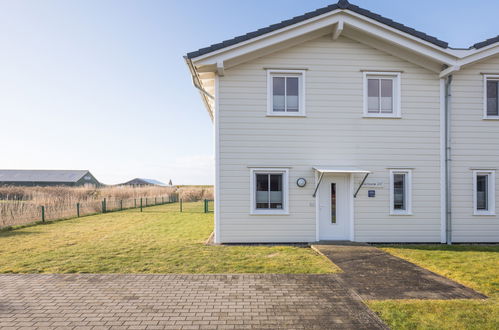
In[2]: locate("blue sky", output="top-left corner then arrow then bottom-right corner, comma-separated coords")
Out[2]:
0,0 -> 497,185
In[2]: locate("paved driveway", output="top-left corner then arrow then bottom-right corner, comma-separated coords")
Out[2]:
0,274 -> 387,330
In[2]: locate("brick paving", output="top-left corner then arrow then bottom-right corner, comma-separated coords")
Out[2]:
0,274 -> 387,330
313,244 -> 487,300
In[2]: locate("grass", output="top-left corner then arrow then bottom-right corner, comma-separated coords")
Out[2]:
368,244 -> 499,330
0,202 -> 337,274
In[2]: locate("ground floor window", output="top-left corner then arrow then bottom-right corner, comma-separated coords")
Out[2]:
250,168 -> 289,214
473,170 -> 496,215
390,169 -> 412,215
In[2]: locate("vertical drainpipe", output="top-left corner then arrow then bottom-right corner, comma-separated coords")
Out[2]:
445,75 -> 453,245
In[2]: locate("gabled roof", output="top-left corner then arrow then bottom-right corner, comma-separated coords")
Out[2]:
123,178 -> 167,186
186,0 -> 448,59
0,170 -> 90,183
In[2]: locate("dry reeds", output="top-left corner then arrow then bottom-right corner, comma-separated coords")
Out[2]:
0,185 -> 213,228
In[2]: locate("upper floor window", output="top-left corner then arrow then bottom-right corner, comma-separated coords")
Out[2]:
363,72 -> 401,118
473,170 -> 496,215
267,70 -> 305,116
390,169 -> 412,215
485,75 -> 499,119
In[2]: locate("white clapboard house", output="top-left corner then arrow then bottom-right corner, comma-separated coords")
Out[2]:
185,0 -> 499,243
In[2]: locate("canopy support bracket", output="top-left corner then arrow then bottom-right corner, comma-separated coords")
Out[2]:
312,172 -> 325,197
354,173 -> 370,198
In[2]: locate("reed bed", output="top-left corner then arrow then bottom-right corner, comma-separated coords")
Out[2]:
0,185 -> 213,228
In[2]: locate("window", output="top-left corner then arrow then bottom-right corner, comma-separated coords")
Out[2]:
484,75 -> 499,119
331,183 -> 336,224
390,170 -> 412,215
473,170 -> 496,215
363,72 -> 401,118
250,168 -> 289,214
267,70 -> 305,116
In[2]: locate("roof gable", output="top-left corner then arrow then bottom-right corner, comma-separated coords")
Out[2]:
186,0 -> 448,59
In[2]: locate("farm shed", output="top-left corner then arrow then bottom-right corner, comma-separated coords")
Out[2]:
0,170 -> 101,187
122,178 -> 167,187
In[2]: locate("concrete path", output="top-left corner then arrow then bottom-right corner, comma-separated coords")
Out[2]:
313,244 -> 487,300
0,274 -> 387,330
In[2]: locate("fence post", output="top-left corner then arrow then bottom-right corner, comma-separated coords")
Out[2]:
145,198 -> 148,207
102,198 -> 107,213
140,198 -> 143,212
120,200 -> 123,211
180,199 -> 183,212
134,199 -> 136,208
77,203 -> 80,217
41,206 -> 45,222
204,199 -> 208,213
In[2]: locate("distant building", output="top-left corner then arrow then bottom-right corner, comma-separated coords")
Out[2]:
122,178 -> 167,187
0,170 -> 101,187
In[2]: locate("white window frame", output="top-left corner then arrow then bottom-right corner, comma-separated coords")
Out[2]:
267,69 -> 306,116
473,170 -> 496,215
389,169 -> 412,215
363,72 -> 401,118
483,74 -> 499,120
250,168 -> 289,215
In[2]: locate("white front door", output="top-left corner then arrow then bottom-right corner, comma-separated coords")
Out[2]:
318,174 -> 351,240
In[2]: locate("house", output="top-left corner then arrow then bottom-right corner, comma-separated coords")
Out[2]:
122,178 -> 167,187
0,170 -> 101,187
185,0 -> 499,244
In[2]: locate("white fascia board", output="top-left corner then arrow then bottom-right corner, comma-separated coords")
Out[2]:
457,44 -> 499,68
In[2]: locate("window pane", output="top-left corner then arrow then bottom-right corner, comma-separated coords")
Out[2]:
380,79 -> 393,113
368,79 -> 380,113
269,174 -> 283,209
477,175 -> 488,210
331,183 -> 336,224
393,173 -> 406,210
273,77 -> 285,112
256,174 -> 269,209
286,77 -> 299,112
487,81 -> 498,116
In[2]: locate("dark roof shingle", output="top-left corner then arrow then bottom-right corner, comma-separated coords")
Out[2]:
186,0 -> 449,59
473,35 -> 499,49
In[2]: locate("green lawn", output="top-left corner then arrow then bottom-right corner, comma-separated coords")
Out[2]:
0,202 -> 337,274
369,245 -> 499,330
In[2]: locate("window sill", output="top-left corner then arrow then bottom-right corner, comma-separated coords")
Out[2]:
473,212 -> 496,216
250,211 -> 289,216
266,113 -> 306,117
482,117 -> 499,120
363,114 -> 401,119
389,212 -> 413,216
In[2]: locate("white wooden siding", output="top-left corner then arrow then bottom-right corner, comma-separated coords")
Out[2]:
450,55 -> 499,242
218,35 -> 441,243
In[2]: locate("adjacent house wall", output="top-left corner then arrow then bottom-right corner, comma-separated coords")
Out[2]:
217,35 -> 441,243
451,55 -> 499,242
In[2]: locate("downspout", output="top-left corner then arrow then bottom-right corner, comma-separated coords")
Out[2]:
445,75 -> 453,245
183,56 -> 215,121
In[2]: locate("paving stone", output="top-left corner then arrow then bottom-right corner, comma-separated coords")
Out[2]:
313,244 -> 487,300
0,274 -> 386,329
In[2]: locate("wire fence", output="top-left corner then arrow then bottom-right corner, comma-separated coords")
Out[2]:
0,194 -> 179,229
0,195 -> 214,230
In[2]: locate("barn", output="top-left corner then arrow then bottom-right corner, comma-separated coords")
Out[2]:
0,170 -> 101,187
122,178 -> 167,187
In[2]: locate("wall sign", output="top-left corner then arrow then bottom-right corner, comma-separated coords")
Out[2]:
368,190 -> 376,198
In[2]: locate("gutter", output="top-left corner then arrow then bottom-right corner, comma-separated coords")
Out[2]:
444,75 -> 453,244
184,56 -> 215,121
